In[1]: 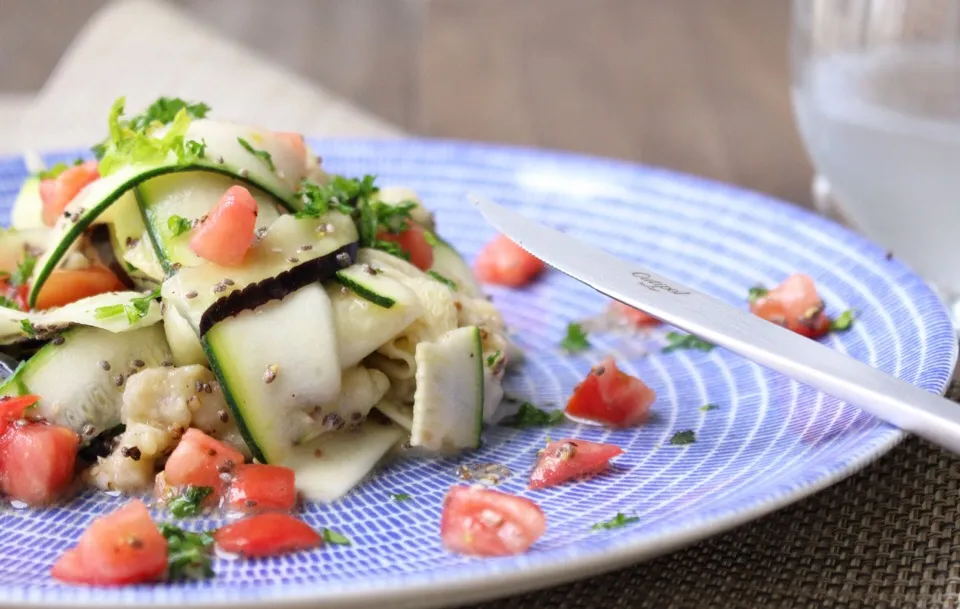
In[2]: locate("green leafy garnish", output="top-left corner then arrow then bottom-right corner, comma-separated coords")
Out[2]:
0,296 -> 20,311
699,404 -> 719,412
560,322 -> 590,353
662,332 -> 715,354
19,319 -> 36,337
96,97 -> 207,176
158,523 -> 214,581
423,230 -> 440,248
184,139 -> 207,159
294,176 -> 421,260
670,430 -> 696,445
485,350 -> 503,367
322,528 -> 351,546
167,215 -> 192,237
11,254 -> 36,288
94,288 -> 159,325
428,271 -> 457,291
591,513 -> 639,531
390,493 -> 412,502
167,486 -> 213,518
237,137 -> 275,172
502,402 -> 564,428
830,309 -> 855,332
747,285 -> 769,304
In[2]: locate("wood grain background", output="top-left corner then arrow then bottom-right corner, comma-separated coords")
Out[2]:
0,0 -> 815,206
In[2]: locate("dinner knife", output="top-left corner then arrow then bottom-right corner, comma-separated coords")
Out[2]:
469,194 -> 960,453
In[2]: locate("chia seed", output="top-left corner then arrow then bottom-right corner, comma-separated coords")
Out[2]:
82,423 -> 96,436
298,244 -> 313,252
223,278 -> 235,286
120,446 -> 142,461
127,537 -> 144,549
336,252 -> 351,268
322,413 -> 345,430
113,374 -> 124,387
212,283 -> 227,294
171,262 -> 182,271
238,168 -> 250,178
131,359 -> 145,368
161,358 -> 174,367
125,236 -> 139,250
287,256 -> 300,264
263,364 -> 278,384
51,335 -> 65,346
245,499 -> 258,508
218,410 -> 230,423
185,290 -> 198,299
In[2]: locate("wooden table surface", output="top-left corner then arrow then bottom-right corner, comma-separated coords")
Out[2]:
0,0 -> 814,207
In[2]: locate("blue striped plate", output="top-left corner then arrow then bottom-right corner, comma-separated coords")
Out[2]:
0,139 -> 954,608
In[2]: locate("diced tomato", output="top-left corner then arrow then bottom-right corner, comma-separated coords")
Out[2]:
376,222 -> 434,271
224,464 -> 297,514
33,265 -> 126,310
440,486 -> 546,556
0,423 -> 77,505
51,500 -> 167,586
161,429 -> 245,497
607,301 -> 660,328
474,234 -> 545,287
750,273 -> 830,338
275,131 -> 307,158
0,394 -> 40,435
214,513 -> 322,558
529,439 -> 624,490
189,185 -> 258,267
40,161 -> 99,227
565,356 -> 656,427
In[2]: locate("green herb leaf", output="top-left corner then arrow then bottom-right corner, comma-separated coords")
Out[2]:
591,513 -> 639,531
0,296 -> 20,311
560,322 -> 590,353
427,271 -> 457,291
11,254 -> 36,288
670,430 -> 696,445
747,285 -> 769,304
92,97 -> 210,160
167,215 -> 192,237
830,309 -> 855,332
36,162 -> 70,181
96,96 -> 202,176
502,402 -> 565,428
184,138 -> 207,159
662,332 -> 715,354
167,486 -> 213,518
93,304 -> 126,320
93,288 -> 159,325
699,404 -> 719,412
322,528 -> 351,546
158,523 -> 214,581
19,319 -> 36,337
237,137 -> 275,172
485,350 -> 503,368
390,493 -> 412,502
423,230 -> 440,248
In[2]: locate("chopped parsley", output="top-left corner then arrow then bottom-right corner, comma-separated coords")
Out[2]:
699,404 -> 719,413
11,254 -> 36,288
0,296 -> 20,311
294,176 -> 421,260
428,271 -> 457,291
96,97 -> 207,176
158,523 -> 214,581
669,430 -> 696,445
485,350 -> 503,367
184,138 -> 207,159
830,309 -> 855,332
322,528 -> 351,546
94,288 -> 160,325
502,402 -> 565,428
423,230 -> 440,247
560,322 -> 590,353
747,285 -> 769,304
19,319 -> 36,337
35,159 -> 84,181
662,332 -> 715,354
167,486 -> 213,518
167,214 -> 192,237
591,513 -> 639,531
236,137 -> 275,172
390,493 -> 412,502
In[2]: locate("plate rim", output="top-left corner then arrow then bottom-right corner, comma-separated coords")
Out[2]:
0,136 -> 954,608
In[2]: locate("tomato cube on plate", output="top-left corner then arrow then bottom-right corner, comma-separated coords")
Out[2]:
224,464 -> 297,514
40,161 -> 99,227
749,273 -> 830,338
529,439 -> 624,490
215,513 -> 322,558
33,265 -> 127,311
376,222 -> 434,270
189,185 -> 259,267
565,356 -> 656,427
51,500 -> 168,586
440,486 -> 546,556
0,422 -> 78,505
160,429 -> 245,497
474,234 -> 545,287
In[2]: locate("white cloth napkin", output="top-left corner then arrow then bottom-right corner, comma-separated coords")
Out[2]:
9,0 -> 401,156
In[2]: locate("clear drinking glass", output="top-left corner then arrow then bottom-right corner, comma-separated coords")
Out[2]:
791,0 -> 960,317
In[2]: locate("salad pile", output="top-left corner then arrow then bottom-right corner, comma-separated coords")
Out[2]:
0,97 -> 855,587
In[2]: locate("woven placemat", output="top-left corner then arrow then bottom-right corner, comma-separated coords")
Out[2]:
474,383 -> 960,609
